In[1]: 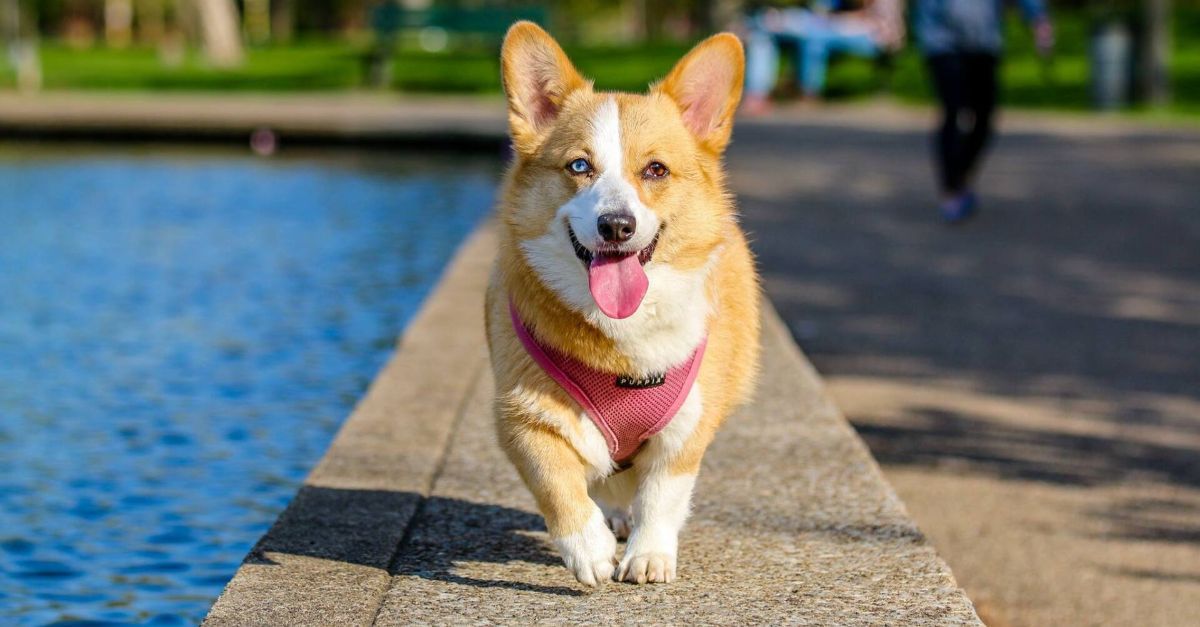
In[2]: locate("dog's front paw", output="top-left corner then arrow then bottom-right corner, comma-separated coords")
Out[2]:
554,508 -> 617,587
617,550 -> 676,584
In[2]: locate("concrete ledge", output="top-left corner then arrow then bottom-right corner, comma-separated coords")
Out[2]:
203,223 -> 496,624
4,93 -> 1195,149
203,219 -> 981,625
0,93 -> 508,147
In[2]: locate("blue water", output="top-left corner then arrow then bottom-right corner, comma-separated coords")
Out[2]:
0,147 -> 497,625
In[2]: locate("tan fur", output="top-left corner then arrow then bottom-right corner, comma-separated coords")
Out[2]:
485,22 -> 760,584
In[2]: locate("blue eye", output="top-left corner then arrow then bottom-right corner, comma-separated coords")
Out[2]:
567,158 -> 592,175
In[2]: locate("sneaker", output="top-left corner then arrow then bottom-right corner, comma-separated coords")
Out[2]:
940,192 -> 978,225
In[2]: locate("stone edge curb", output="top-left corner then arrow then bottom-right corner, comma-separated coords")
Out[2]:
202,222 -> 496,625
2,93 -> 1195,147
202,218 -> 982,625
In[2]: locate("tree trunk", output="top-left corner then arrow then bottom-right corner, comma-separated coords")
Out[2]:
3,0 -> 40,91
1141,0 -> 1171,107
136,0 -> 166,44
688,0 -> 746,37
630,0 -> 647,42
270,0 -> 294,44
106,0 -> 134,48
1,0 -> 17,45
194,0 -> 243,67
244,0 -> 270,44
710,0 -> 744,31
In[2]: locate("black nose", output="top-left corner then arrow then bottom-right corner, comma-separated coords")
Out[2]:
597,213 -> 636,243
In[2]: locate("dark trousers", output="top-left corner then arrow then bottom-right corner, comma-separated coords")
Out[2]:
927,53 -> 998,194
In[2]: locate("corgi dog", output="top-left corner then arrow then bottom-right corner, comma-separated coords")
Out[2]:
485,22 -> 760,587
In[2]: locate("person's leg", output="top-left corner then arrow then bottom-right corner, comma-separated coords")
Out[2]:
743,10 -> 809,113
831,29 -> 881,57
799,31 -> 834,97
743,23 -> 780,101
957,53 -> 999,188
926,53 -> 966,194
801,30 -> 878,97
927,53 -> 982,222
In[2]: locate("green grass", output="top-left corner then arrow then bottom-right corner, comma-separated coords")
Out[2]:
830,8 -> 1200,117
1,9 -> 1198,119
0,39 -> 695,94
822,9 -> 1200,118
1,41 -> 367,90
388,42 -> 692,93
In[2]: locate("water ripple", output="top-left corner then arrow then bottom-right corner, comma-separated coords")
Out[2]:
0,147 -> 498,624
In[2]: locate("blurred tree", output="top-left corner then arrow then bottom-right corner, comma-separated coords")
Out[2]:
551,0 -> 721,43
244,0 -> 270,43
3,0 -> 41,90
193,0 -> 242,65
1090,0 -> 1176,106
105,0 -> 132,47
688,0 -> 745,32
1143,0 -> 1171,106
136,0 -> 165,43
271,0 -> 294,42
1,0 -> 17,43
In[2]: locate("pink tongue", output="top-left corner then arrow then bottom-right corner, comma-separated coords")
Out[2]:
587,253 -> 648,319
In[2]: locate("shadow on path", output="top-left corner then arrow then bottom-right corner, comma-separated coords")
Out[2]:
389,492 -> 582,596
244,486 -> 578,596
1088,497 -> 1200,544
733,122 -> 1200,488
855,409 -> 1200,489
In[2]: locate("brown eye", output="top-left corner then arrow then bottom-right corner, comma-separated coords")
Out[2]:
643,161 -> 669,179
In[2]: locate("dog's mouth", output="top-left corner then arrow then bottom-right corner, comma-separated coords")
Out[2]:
567,224 -> 660,267
567,223 -> 660,320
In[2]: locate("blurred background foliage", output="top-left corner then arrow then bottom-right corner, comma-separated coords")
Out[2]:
0,1 -> 1197,116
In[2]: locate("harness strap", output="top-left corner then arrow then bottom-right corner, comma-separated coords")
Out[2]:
508,300 -> 705,463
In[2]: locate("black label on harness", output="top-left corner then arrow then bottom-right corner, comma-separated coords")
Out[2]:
615,373 -> 667,389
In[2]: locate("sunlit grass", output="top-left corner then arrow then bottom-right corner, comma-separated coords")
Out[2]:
0,9 -> 1196,120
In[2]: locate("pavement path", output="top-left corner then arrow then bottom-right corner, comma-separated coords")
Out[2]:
0,92 -> 507,145
730,105 -> 1200,627
204,224 -> 981,625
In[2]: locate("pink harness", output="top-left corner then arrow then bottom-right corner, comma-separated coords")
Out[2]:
509,302 -> 706,464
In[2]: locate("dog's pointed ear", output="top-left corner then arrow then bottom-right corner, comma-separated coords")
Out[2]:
501,21 -> 588,153
656,33 -> 744,154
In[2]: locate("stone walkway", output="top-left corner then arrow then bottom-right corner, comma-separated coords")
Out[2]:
204,225 -> 980,625
731,106 -> 1200,627
0,92 -> 506,146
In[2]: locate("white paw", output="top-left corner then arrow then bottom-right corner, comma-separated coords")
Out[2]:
617,550 -> 676,584
554,508 -> 617,587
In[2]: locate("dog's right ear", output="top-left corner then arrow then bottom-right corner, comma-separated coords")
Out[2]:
501,21 -> 588,153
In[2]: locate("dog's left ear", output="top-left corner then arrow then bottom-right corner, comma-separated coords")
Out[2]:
656,33 -> 744,154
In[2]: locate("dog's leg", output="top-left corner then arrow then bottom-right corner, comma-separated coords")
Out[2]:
590,470 -> 637,540
616,386 -> 706,584
504,423 -> 616,587
616,467 -> 696,584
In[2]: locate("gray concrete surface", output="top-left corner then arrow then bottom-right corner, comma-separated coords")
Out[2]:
730,107 -> 1200,627
204,215 -> 497,624
2,92 -> 1190,145
204,223 -> 981,625
0,92 -> 507,145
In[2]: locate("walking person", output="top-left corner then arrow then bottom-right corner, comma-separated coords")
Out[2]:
915,0 -> 1054,223
742,0 -> 905,113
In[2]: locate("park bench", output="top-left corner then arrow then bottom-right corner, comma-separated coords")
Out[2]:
365,4 -> 549,88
